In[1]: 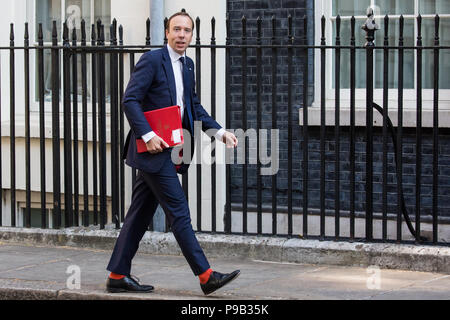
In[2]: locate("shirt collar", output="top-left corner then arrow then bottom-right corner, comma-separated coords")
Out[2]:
167,44 -> 185,63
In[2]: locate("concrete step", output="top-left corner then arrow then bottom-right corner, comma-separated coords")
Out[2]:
0,226 -> 449,273
0,240 -> 449,300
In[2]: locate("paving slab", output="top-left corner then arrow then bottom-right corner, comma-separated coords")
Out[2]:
1,226 -> 449,274
0,241 -> 448,300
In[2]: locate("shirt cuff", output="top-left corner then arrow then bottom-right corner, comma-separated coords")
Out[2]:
142,131 -> 156,144
215,128 -> 226,141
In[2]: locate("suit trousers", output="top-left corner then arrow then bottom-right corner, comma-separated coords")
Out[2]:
106,157 -> 210,276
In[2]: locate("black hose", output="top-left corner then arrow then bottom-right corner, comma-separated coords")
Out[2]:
372,102 -> 428,242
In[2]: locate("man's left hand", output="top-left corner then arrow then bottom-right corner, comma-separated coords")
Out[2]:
222,131 -> 238,148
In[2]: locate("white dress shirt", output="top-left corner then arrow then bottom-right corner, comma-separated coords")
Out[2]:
142,45 -> 225,144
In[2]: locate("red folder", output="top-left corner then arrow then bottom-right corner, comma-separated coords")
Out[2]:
136,105 -> 184,153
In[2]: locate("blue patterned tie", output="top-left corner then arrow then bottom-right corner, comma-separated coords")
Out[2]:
179,56 -> 193,133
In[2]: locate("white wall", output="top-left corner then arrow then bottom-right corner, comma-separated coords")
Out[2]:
111,0 -> 150,45
164,1 -> 227,232
0,0 -> 28,124
0,0 -> 228,230
111,0 -> 228,231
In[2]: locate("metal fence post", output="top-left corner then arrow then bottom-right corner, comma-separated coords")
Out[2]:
63,22 -> 73,227
224,14 -> 231,234
24,23 -> 31,228
51,21 -> 61,229
362,7 -> 378,241
9,23 -> 16,227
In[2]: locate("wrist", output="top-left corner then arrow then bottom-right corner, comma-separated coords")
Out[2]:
216,129 -> 226,142
142,131 -> 156,144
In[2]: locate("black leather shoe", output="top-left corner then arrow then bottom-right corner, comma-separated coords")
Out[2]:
106,275 -> 154,293
200,270 -> 240,295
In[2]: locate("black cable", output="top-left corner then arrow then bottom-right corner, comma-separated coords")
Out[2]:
372,102 -> 427,242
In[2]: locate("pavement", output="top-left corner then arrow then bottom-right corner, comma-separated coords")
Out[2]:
0,240 -> 449,300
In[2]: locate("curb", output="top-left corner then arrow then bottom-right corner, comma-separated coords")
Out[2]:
0,285 -> 206,300
0,226 -> 449,274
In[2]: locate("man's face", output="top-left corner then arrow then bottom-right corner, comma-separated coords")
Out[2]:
166,15 -> 193,55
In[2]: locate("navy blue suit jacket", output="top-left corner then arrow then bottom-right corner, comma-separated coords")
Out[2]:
122,45 -> 222,174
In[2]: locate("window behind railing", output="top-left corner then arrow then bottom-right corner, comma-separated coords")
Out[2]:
35,0 -> 111,102
330,0 -> 450,89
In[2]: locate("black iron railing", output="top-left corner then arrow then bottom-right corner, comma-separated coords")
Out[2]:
0,9 -> 448,246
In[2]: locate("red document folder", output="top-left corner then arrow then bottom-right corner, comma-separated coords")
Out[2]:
136,105 -> 184,153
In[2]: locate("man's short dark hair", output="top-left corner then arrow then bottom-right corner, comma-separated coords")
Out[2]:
166,12 -> 195,32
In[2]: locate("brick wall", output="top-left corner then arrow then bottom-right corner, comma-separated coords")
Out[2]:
226,0 -> 450,219
227,0 -> 313,206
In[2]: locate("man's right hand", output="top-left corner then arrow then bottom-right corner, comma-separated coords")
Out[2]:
146,135 -> 169,154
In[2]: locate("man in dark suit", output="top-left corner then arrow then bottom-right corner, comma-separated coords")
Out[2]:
106,11 -> 240,296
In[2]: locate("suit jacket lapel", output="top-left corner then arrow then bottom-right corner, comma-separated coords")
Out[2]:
161,45 -> 177,106
183,60 -> 194,132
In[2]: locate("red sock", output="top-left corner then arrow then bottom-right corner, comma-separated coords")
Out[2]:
199,268 -> 213,284
109,272 -> 125,280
